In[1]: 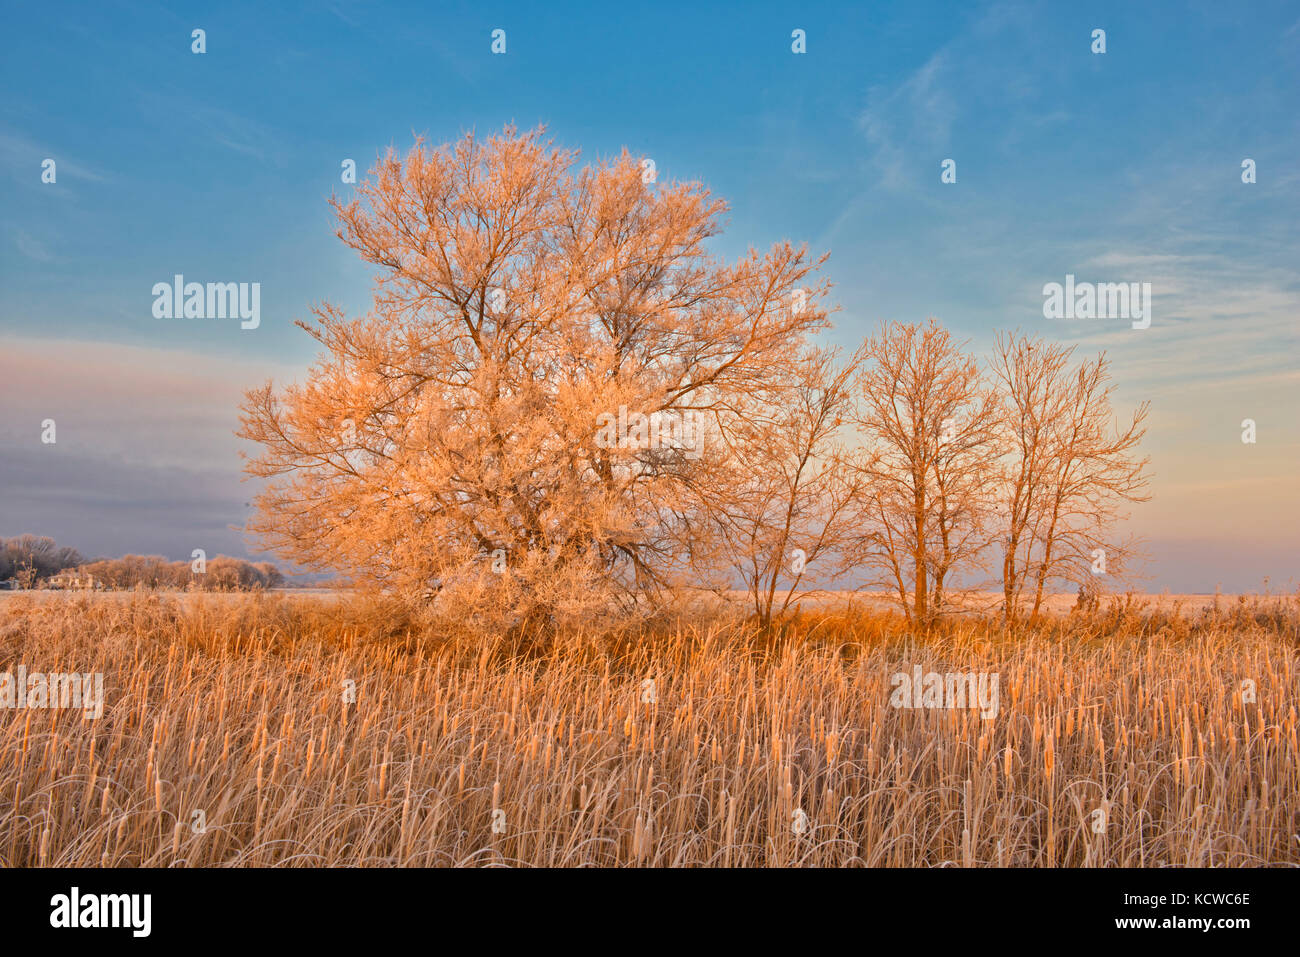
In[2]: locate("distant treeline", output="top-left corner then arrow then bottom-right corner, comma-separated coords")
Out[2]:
0,535 -> 283,590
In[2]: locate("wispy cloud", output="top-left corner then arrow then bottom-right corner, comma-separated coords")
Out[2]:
0,130 -> 110,184
1049,250 -> 1300,392
11,228 -> 53,262
858,50 -> 956,191
133,91 -> 283,164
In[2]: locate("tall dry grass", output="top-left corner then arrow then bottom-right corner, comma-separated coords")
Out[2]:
0,591 -> 1296,866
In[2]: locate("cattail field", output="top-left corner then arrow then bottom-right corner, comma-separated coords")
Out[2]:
2,591 -> 1295,867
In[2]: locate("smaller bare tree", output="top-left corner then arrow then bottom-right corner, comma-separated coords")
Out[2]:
847,320 -> 1001,626
710,346 -> 864,628
988,332 -> 1151,623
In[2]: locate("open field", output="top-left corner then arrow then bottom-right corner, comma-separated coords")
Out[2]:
1,591 -> 1297,866
0,587 -> 346,602
2,586 -> 1284,618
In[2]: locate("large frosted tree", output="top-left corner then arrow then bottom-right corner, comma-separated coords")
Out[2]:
239,127 -> 831,626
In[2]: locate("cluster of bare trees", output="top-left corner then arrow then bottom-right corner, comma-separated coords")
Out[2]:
240,127 -> 1149,631
0,535 -> 84,587
75,555 -> 284,591
0,537 -> 283,591
837,323 -> 1149,627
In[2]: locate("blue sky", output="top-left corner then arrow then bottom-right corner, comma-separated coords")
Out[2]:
2,0 -> 1297,590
